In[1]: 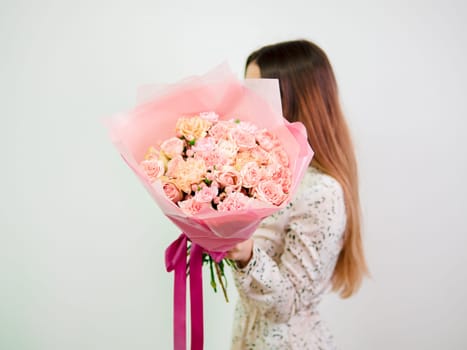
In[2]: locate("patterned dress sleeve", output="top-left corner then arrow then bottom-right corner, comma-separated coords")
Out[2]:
232,175 -> 346,323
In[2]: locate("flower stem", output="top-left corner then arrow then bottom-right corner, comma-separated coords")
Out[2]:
209,256 -> 217,292
215,261 -> 229,303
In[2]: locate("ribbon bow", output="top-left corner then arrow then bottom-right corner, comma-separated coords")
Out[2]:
165,233 -> 204,350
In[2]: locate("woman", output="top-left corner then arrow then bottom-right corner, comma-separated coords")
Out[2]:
226,40 -> 368,349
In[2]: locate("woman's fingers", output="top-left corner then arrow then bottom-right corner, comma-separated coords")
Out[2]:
226,239 -> 254,266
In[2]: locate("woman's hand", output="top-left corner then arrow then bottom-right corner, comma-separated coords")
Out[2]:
226,239 -> 254,268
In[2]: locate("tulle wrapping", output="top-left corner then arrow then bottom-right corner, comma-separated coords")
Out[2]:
106,64 -> 314,253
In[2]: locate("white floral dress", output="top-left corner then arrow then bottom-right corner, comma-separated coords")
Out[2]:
231,166 -> 347,350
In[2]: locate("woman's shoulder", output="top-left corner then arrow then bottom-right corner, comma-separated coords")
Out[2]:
292,166 -> 347,232
298,166 -> 344,198
290,166 -> 346,216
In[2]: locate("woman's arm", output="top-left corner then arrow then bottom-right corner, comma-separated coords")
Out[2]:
230,176 -> 346,323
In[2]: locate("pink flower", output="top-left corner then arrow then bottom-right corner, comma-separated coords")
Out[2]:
217,139 -> 239,160
240,161 -> 262,188
256,129 -> 280,151
232,128 -> 256,150
268,165 -> 292,193
199,111 -> 219,122
163,182 -> 183,203
250,146 -> 271,165
192,136 -> 232,168
194,184 -> 219,203
235,151 -> 257,169
194,150 -> 229,168
178,198 -> 209,215
173,158 -> 207,193
237,121 -> 259,134
208,121 -> 235,141
166,155 -> 184,178
161,137 -> 184,159
281,172 -> 292,194
270,146 -> 289,167
175,116 -> 212,141
191,136 -> 216,153
217,192 -> 251,212
215,166 -> 242,191
254,180 -> 287,206
141,159 -> 165,182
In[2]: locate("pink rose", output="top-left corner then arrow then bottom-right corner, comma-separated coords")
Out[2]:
191,136 -> 216,153
270,146 -> 289,167
141,159 -> 165,182
166,155 -> 184,178
194,184 -> 219,203
194,150 -> 229,168
192,136 -> 232,168
256,129 -> 280,151
178,198 -> 209,215
254,180 -> 287,206
217,139 -> 239,160
215,166 -> 242,191
250,146 -> 271,165
173,158 -> 207,193
175,116 -> 212,141
237,121 -> 259,134
269,165 -> 292,193
208,121 -> 235,141
232,128 -> 256,151
281,172 -> 292,194
161,137 -> 184,159
217,192 -> 251,212
235,151 -> 257,169
240,161 -> 262,188
163,182 -> 183,203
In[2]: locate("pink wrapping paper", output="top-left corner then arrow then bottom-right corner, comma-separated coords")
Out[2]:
106,63 -> 313,254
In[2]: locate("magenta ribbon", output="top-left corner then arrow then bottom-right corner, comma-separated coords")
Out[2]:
165,233 -> 224,350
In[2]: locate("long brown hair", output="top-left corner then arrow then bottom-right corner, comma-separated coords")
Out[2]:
246,40 -> 368,297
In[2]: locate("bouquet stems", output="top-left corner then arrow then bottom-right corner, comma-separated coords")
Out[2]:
205,254 -> 231,303
187,244 -> 233,303
214,259 -> 229,303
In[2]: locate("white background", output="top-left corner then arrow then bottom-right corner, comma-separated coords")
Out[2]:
1,0 -> 466,349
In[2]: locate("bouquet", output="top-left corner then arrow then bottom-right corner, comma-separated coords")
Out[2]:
141,111 -> 294,300
143,112 -> 292,213
106,64 -> 313,350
